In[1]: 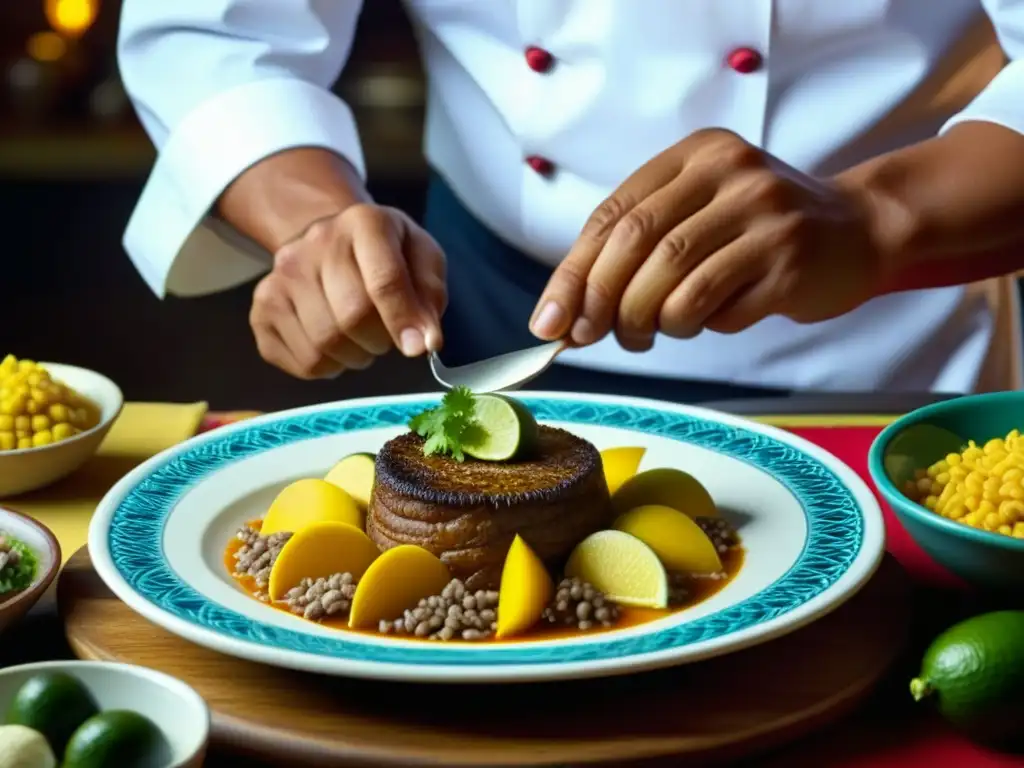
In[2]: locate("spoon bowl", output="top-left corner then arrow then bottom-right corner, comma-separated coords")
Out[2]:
428,340 -> 566,392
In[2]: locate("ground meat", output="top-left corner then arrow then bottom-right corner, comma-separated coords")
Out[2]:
232,525 -> 292,591
667,572 -> 691,606
696,516 -> 740,554
283,573 -> 357,620
378,579 -> 499,641
0,533 -> 21,572
541,577 -> 619,630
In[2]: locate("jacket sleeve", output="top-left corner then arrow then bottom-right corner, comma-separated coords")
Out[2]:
942,1 -> 1024,139
117,0 -> 366,298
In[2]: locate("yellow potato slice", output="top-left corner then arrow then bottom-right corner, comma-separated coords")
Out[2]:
261,478 -> 362,536
614,504 -> 723,574
348,545 -> 451,630
496,535 -> 554,639
599,446 -> 646,496
268,521 -> 380,601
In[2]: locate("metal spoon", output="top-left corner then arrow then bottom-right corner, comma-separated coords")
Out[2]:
428,340 -> 567,393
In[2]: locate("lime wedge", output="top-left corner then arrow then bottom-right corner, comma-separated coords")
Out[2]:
565,530 -> 669,609
462,394 -> 539,461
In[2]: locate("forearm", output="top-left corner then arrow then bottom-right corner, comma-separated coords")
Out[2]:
837,121 -> 1024,293
216,147 -> 371,254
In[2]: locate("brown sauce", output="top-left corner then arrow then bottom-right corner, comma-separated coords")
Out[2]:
224,524 -> 745,643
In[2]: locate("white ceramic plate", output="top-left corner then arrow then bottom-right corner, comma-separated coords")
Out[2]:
89,392 -> 884,684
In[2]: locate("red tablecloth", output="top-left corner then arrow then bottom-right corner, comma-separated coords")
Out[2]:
767,426 -> 1023,768
200,415 -> 1023,767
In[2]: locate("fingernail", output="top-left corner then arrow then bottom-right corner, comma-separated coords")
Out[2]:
423,326 -> 442,353
620,333 -> 654,351
400,327 -> 425,356
531,301 -> 566,339
571,317 -> 598,346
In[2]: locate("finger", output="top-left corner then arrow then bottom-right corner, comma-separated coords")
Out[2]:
287,269 -> 362,367
252,322 -> 305,378
349,207 -> 433,357
615,203 -> 743,348
703,269 -> 790,334
274,297 -> 344,379
329,336 -> 376,370
530,158 -> 685,341
404,224 -> 448,352
658,233 -> 769,339
570,172 -> 720,346
321,249 -> 393,356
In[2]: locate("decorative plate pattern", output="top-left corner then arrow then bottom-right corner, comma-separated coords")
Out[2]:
104,397 -> 863,667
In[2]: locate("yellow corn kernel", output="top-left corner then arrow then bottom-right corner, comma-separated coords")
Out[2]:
998,500 -> 1024,525
51,422 -> 75,441
29,387 -> 49,407
984,438 -> 1005,454
1014,522 -> 1024,539
963,511 -> 982,527
945,452 -> 962,466
48,403 -> 69,423
983,512 -> 1001,530
31,429 -> 52,447
0,432 -> 14,451
30,414 -> 50,432
924,495 -> 939,511
15,430 -> 27,440
14,415 -> 29,432
998,524 -> 1013,536
937,501 -> 962,520
16,360 -> 35,373
0,415 -> 12,431
16,437 -> 32,450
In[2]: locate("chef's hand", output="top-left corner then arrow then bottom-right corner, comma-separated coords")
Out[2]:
529,129 -> 886,351
250,205 -> 447,379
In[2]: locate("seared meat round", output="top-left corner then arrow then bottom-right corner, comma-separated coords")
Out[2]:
367,426 -> 613,589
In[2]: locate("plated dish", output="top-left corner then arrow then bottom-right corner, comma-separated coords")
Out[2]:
89,391 -> 884,683
225,390 -> 745,644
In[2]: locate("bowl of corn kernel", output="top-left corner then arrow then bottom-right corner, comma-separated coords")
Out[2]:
0,355 -> 123,498
869,391 -> 1024,590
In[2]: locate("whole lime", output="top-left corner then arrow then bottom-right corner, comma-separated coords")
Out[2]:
62,710 -> 163,768
910,610 -> 1024,747
4,672 -> 99,756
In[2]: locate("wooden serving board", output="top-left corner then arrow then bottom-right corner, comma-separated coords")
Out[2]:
58,548 -> 910,767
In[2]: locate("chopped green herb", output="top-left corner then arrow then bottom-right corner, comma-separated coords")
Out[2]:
408,386 -> 483,461
0,535 -> 38,596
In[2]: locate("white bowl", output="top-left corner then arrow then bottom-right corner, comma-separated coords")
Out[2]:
0,506 -> 60,633
0,660 -> 209,767
0,363 -> 124,498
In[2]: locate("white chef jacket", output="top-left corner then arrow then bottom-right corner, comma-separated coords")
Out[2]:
117,0 -> 1024,393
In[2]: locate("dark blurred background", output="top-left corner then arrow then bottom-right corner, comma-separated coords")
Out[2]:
2,0 -> 437,410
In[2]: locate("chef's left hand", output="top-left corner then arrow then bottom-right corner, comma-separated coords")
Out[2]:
529,128 -> 887,351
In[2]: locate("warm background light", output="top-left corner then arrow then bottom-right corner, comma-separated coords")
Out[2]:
44,0 -> 100,39
26,31 -> 68,62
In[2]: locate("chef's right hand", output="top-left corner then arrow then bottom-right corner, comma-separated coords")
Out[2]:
249,204 -> 447,380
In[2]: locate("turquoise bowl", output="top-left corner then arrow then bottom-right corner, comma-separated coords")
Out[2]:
868,391 -> 1024,591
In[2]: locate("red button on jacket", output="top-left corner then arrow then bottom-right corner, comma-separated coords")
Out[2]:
525,46 -> 555,73
526,155 -> 555,176
727,47 -> 763,74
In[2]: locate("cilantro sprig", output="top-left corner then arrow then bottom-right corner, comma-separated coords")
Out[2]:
408,386 -> 482,461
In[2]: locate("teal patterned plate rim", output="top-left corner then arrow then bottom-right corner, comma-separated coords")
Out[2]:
89,392 -> 885,684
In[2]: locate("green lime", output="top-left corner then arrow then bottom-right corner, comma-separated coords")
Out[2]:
463,394 -> 539,461
62,710 -> 163,768
5,672 -> 99,756
910,610 -> 1024,747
